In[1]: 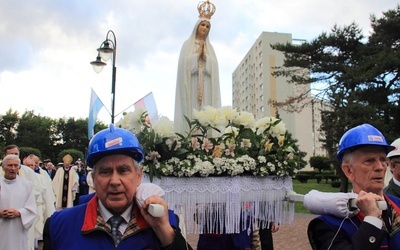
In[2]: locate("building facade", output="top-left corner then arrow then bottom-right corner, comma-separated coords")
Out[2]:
232,31 -> 327,169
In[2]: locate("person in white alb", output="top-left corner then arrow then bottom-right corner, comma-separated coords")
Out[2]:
0,154 -> 37,250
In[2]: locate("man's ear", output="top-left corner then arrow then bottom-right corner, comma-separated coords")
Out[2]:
342,163 -> 354,181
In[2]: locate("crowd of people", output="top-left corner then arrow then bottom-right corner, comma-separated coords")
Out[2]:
0,124 -> 189,250
2,122 -> 400,249
0,145 -> 96,250
1,0 -> 400,247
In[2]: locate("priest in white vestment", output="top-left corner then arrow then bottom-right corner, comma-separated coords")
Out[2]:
2,144 -> 39,250
52,154 -> 79,209
24,156 -> 56,243
0,154 -> 37,250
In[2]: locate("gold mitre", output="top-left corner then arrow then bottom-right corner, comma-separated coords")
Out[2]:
197,1 -> 216,20
62,154 -> 73,164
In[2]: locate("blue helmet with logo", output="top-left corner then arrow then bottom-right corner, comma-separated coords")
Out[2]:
337,123 -> 394,162
87,124 -> 144,167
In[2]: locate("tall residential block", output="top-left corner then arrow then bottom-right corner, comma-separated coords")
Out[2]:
232,31 -> 327,169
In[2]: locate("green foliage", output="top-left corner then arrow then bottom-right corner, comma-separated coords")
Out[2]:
295,174 -> 311,183
57,149 -> 84,164
0,109 -> 107,164
271,6 -> 400,162
0,109 -> 19,146
309,156 -> 331,172
16,111 -> 55,160
19,147 -> 41,160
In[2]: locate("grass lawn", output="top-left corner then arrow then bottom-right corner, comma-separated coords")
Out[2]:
292,178 -> 352,214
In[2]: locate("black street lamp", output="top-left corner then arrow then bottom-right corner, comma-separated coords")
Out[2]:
90,30 -> 117,123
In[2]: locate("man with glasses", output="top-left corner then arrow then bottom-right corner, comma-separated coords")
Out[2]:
384,138 -> 400,197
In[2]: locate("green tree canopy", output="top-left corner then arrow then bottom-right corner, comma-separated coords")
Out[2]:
57,149 -> 84,164
0,110 -> 107,163
271,5 -> 400,191
309,156 -> 331,173
272,5 -> 400,157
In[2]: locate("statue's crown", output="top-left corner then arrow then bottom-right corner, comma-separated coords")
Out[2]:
197,1 -> 216,20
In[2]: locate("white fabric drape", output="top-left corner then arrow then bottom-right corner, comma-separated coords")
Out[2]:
142,174 -> 294,234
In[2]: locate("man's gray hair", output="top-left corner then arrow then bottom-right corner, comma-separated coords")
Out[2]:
2,154 -> 20,166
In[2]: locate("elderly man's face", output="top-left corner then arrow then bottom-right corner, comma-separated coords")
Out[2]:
342,146 -> 388,195
92,154 -> 142,214
3,158 -> 19,180
24,159 -> 35,170
46,162 -> 54,170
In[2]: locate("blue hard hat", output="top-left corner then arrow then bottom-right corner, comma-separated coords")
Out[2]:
337,124 -> 395,162
87,124 -> 144,167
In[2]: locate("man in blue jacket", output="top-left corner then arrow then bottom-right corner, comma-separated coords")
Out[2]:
43,124 -> 190,250
308,124 -> 400,250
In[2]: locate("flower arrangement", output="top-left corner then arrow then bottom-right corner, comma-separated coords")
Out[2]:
116,106 -> 306,181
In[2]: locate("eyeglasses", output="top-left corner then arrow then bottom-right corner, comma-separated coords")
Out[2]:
392,160 -> 400,165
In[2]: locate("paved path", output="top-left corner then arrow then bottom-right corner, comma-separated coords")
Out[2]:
186,213 -> 317,250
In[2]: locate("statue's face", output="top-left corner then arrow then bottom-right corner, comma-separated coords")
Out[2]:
197,21 -> 210,38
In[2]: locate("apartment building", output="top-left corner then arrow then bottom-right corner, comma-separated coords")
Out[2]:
232,31 -> 328,169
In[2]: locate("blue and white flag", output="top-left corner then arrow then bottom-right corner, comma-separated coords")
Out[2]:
88,88 -> 105,139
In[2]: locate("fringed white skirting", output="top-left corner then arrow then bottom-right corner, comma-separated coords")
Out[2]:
142,174 -> 294,234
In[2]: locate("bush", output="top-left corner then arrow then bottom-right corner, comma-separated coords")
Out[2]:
296,174 -> 311,183
309,156 -> 331,172
297,171 -> 318,178
57,149 -> 84,164
19,147 -> 41,160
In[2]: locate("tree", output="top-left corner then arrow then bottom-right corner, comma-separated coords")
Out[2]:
309,156 -> 331,173
271,5 -> 400,191
57,149 -> 84,164
53,117 -> 106,162
16,111 -> 55,160
19,147 -> 41,160
55,118 -> 90,155
0,108 -> 107,163
0,109 -> 20,148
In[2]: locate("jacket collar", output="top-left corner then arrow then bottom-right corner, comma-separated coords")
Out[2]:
81,194 -> 149,231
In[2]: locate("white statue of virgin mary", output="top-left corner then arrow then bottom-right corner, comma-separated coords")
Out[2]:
174,1 -> 221,134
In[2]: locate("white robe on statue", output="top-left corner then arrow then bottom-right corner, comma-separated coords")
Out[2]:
0,176 -> 37,250
174,18 -> 221,134
52,167 -> 79,209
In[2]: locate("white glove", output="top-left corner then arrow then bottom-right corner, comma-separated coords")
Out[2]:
135,183 -> 165,217
304,190 -> 359,218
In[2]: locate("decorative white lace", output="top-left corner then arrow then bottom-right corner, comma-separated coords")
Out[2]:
142,174 -> 294,234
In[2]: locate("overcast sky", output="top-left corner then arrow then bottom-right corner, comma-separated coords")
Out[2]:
0,0 -> 398,124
